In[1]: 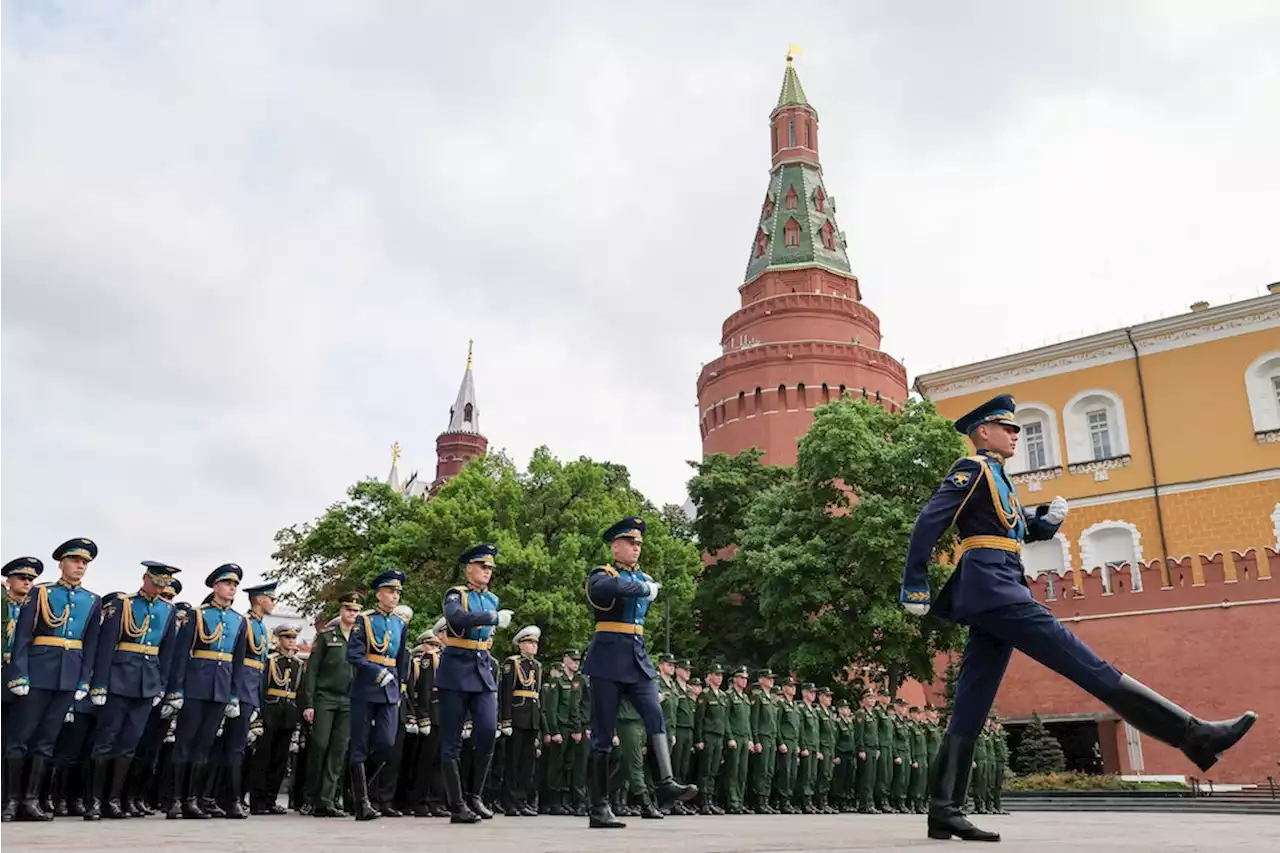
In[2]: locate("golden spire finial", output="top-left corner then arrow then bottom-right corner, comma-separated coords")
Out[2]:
466,339 -> 474,371
786,44 -> 802,62
391,442 -> 401,466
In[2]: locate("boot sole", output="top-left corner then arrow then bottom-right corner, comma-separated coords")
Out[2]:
929,827 -> 1001,842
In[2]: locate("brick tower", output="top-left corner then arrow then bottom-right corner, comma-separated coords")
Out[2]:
696,54 -> 909,465
432,341 -> 488,493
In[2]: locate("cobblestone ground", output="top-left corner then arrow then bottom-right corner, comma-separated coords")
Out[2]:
3,811 -> 1279,852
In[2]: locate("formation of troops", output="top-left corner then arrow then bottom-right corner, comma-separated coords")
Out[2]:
2,392 -> 1257,842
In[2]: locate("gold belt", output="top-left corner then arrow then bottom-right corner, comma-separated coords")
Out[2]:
266,688 -> 296,699
595,622 -> 644,635
513,689 -> 539,699
443,638 -> 492,651
368,653 -> 397,666
33,636 -> 82,649
193,650 -> 233,662
117,642 -> 160,655
244,658 -> 265,671
957,536 -> 1021,558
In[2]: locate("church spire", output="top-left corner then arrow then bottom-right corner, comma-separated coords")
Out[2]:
445,339 -> 481,435
386,442 -> 402,493
433,341 -> 489,492
776,47 -> 809,108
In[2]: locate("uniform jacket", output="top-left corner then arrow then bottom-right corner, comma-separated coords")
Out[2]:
301,625 -> 352,710
582,562 -> 656,684
901,449 -> 1061,622
233,614 -> 270,711
345,609 -> 408,705
436,584 -> 499,693
412,645 -> 440,725
499,654 -> 542,732
3,594 -> 28,702
8,580 -> 102,693
91,590 -> 180,699
166,601 -> 247,704
261,650 -> 303,729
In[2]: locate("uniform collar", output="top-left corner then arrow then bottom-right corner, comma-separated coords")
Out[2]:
613,560 -> 638,571
136,589 -> 159,603
7,591 -> 28,605
376,605 -> 396,617
56,578 -> 81,590
466,582 -> 488,594
207,599 -> 233,611
976,448 -> 1005,463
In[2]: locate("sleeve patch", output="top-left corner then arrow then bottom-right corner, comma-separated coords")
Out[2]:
947,470 -> 971,488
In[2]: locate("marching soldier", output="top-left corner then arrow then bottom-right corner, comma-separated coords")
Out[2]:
345,569 -> 410,821
900,393 -> 1257,842
749,668 -> 778,813
499,625 -> 542,817
410,623 -> 447,817
165,563 -> 248,820
2,556 -> 42,821
373,603 -> 416,817
773,677 -> 799,813
86,561 -> 183,819
302,593 -> 360,817
213,580 -> 275,817
723,666 -> 752,814
6,539 -> 102,822
248,623 -> 303,814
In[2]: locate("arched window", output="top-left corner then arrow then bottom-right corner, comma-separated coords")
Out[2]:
1005,402 -> 1061,475
754,387 -> 762,416
819,220 -> 836,250
788,118 -> 796,148
1024,534 -> 1072,601
783,217 -> 801,248
1064,389 -> 1131,464
1080,521 -> 1144,593
778,384 -> 788,410
1244,351 -> 1280,437
754,227 -> 768,258
797,382 -> 807,409
763,194 -> 774,218
803,121 -> 810,147
463,403 -> 474,424
814,187 -> 826,213
785,186 -> 799,210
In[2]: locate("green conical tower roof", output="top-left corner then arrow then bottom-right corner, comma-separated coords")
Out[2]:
776,55 -> 808,108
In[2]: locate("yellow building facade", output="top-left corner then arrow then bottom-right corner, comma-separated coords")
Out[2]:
915,287 -> 1280,592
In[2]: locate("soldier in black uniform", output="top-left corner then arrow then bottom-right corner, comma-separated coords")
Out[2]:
249,624 -> 303,814
499,625 -> 543,816
410,619 -> 447,817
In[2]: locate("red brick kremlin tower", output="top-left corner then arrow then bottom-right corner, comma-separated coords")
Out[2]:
697,55 -> 908,465
432,340 -> 488,492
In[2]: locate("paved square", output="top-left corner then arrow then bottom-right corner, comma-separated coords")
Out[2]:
3,812 -> 1279,852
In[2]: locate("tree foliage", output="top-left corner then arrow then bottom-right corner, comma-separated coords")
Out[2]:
270,448 -> 705,661
1014,713 -> 1067,775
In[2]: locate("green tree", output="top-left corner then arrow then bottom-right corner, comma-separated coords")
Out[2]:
735,396 -> 968,688
270,447 -> 705,661
1014,713 -> 1067,774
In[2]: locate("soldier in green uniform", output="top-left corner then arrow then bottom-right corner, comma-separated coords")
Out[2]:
562,651 -> 589,816
748,669 -> 778,813
774,678 -> 800,813
855,686 -> 879,813
301,592 -> 361,817
539,660 -> 567,814
833,699 -> 857,811
815,687 -> 837,814
693,664 -> 726,815
972,719 -> 992,813
722,666 -> 753,814
672,661 -> 696,793
874,692 -> 895,811
890,698 -> 911,812
992,720 -> 1010,814
924,706 -> 944,806
613,696 -> 659,818
908,706 -> 928,813
796,683 -> 820,814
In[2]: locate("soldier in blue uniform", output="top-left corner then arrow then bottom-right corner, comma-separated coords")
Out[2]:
85,561 -> 183,819
164,563 -> 248,819
583,517 -> 696,829
128,576 -> 185,816
2,556 -> 43,822
345,568 -> 411,822
900,394 -> 1259,843
436,544 -> 512,824
5,538 -> 102,822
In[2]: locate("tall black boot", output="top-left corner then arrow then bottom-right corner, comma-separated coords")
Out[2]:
349,762 -> 379,821
49,765 -> 67,816
647,734 -> 698,807
443,759 -> 478,824
103,758 -> 132,819
165,762 -> 185,819
224,764 -> 248,819
588,752 -> 625,829
926,735 -> 998,842
1105,675 -> 1257,772
81,758 -> 105,821
466,752 -> 494,819
183,764 -> 210,819
2,757 -> 23,822
18,756 -> 53,821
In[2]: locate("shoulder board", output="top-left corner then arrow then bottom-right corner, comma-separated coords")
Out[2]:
507,654 -> 520,662
642,572 -> 654,583
450,585 -> 467,593
591,564 -> 619,577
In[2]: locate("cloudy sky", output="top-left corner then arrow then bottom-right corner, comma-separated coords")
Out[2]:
4,0 -> 1278,602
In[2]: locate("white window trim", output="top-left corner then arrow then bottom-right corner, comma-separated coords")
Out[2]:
1064,388 -> 1131,464
1243,351 -> 1280,433
1024,532 -> 1073,579
1006,401 -> 1061,475
1079,520 -> 1144,593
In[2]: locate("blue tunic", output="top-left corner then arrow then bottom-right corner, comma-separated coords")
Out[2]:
232,614 -> 269,710
346,609 -> 408,705
436,585 -> 500,693
8,581 -> 102,693
166,603 -> 247,705
91,592 -> 179,699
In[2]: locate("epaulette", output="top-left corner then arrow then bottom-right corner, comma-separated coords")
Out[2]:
591,564 -> 619,577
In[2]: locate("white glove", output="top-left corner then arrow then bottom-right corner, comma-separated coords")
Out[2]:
91,693 -> 106,707
10,684 -> 29,697
646,582 -> 661,603
247,728 -> 260,747
376,669 -> 396,687
64,710 -> 75,723
406,720 -> 419,735
160,703 -> 176,719
1045,496 -> 1069,525
462,727 -> 472,740
289,739 -> 299,754
421,722 -> 432,736
152,695 -> 162,707
225,699 -> 241,719
502,726 -> 513,738
496,609 -> 513,629
903,603 -> 930,616
249,708 -> 259,724
74,689 -> 88,701
169,696 -> 185,711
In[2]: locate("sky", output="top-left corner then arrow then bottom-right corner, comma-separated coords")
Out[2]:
4,0 -> 1279,603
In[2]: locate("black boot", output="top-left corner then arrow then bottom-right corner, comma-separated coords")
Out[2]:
183,764 -> 210,819
2,757 -> 23,822
165,762 -> 185,819
1105,674 -> 1257,772
465,752 -> 494,819
443,759 -> 479,824
349,763 -> 379,821
926,735 -> 998,842
224,764 -> 248,818
647,734 -> 698,807
125,759 -> 151,816
16,756 -> 52,821
587,752 -> 625,828
81,759 -> 105,821
103,758 -> 132,818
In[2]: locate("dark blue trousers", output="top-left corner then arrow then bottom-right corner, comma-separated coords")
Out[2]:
174,698 -> 226,764
349,700 -> 399,764
589,676 -> 665,754
214,702 -> 257,767
948,600 -> 1122,738
132,705 -> 169,776
89,695 -> 155,759
3,688 -> 72,758
439,690 -> 496,762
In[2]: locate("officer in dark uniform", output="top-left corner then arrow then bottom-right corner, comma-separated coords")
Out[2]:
2,556 -> 42,822
214,580 -> 274,817
249,623 -> 303,814
901,393 -> 1259,842
410,620 -> 447,817
437,543 -> 511,824
5,538 -> 102,822
302,591 -> 361,817
583,517 -> 696,829
86,561 -> 182,818
164,563 -> 248,819
499,624 -> 542,816
345,569 -> 410,821
128,576 -> 185,816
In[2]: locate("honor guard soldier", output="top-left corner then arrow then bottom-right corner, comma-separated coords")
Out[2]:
165,563 -> 248,820
345,570 -> 410,821
302,591 -> 360,817
901,393 -> 1258,843
2,556 -> 43,822
5,538 -> 102,822
499,624 -> 542,816
215,580 -> 276,816
437,544 -> 512,824
583,517 -> 696,829
410,620 -> 447,817
86,561 -> 183,819
249,623 -> 303,814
